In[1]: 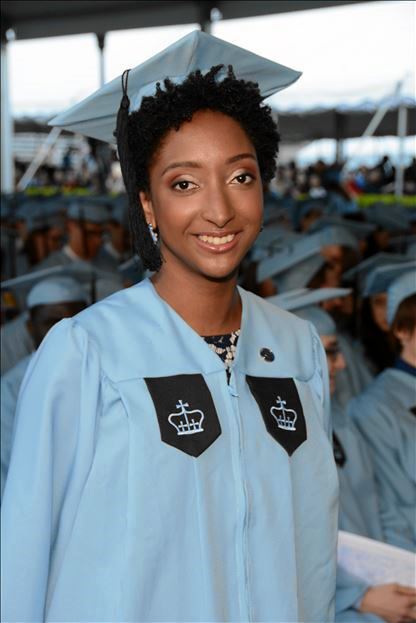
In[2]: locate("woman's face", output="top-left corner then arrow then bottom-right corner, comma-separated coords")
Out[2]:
369,292 -> 389,332
140,110 -> 263,282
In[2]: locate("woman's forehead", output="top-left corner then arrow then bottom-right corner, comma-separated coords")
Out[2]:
151,110 -> 256,168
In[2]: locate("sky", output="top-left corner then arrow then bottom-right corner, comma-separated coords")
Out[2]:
7,0 -> 415,117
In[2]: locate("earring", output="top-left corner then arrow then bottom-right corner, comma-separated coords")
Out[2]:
148,223 -> 159,244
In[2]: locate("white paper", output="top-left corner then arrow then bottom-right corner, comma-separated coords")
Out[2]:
338,530 -> 416,587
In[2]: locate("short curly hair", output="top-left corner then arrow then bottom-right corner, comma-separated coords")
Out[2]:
119,64 -> 280,271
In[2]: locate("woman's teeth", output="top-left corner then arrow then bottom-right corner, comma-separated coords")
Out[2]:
198,234 -> 235,245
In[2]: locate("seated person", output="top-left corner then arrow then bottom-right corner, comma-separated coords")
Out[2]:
278,288 -> 416,622
350,269 -> 416,552
1,276 -> 88,500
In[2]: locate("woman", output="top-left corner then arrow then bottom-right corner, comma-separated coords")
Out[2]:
350,269 -> 416,553
1,31 -> 338,622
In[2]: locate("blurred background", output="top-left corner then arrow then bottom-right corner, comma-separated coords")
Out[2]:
1,0 -> 415,197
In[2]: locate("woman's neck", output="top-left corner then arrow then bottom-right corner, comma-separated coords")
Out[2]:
151,269 -> 242,336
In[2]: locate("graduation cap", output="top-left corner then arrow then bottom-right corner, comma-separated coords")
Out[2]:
67,200 -> 111,224
294,306 -> 336,336
387,270 -> 416,326
27,276 -> 88,308
256,235 -> 322,283
275,251 -> 326,293
343,252 -> 411,288
362,260 -> 416,298
49,30 -> 301,144
308,224 -> 360,251
267,287 -> 352,311
1,262 -> 123,305
308,216 -> 376,240
269,287 -> 351,335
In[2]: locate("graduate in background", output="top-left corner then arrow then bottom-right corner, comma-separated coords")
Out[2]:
1,275 -> 88,501
274,288 -> 416,623
350,268 -> 416,553
1,32 -> 338,623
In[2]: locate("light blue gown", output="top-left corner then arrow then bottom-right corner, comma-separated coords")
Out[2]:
1,279 -> 338,623
1,354 -> 33,501
349,368 -> 416,552
333,402 -> 384,623
334,334 -> 375,410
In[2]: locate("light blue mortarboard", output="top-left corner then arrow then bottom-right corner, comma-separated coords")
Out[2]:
275,252 -> 326,292
343,252 -> 412,294
67,201 -> 111,224
387,270 -> 416,326
309,224 -> 360,251
294,306 -> 336,336
268,287 -> 353,335
362,260 -> 416,298
256,235 -> 322,283
308,216 -> 376,240
49,30 -> 301,143
27,276 -> 88,308
268,287 -> 352,311
1,263 -> 123,304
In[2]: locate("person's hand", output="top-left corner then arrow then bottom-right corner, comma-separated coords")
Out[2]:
359,583 -> 416,623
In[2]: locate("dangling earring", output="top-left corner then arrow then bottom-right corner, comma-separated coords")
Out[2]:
148,222 -> 159,244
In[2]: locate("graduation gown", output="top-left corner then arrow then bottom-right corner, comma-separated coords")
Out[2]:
1,354 -> 33,501
0,312 -> 34,375
334,334 -> 374,410
349,368 -> 416,552
333,402 -> 384,623
1,280 -> 338,623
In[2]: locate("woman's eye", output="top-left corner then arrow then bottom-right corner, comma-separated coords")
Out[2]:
172,180 -> 196,191
233,173 -> 254,185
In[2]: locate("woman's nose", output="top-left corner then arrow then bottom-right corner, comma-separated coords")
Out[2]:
201,185 -> 235,227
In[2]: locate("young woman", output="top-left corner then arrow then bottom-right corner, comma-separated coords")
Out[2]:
350,270 -> 416,553
1,32 -> 338,622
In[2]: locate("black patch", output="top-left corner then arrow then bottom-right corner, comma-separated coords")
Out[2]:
246,376 -> 307,456
410,406 -> 416,417
333,432 -> 347,467
145,375 -> 221,457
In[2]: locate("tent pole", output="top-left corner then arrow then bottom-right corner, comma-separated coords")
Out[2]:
395,104 -> 407,198
16,127 -> 61,191
1,37 -> 15,193
97,33 -> 106,87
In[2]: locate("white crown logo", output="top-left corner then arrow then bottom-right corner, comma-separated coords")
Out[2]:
270,396 -> 298,432
168,400 -> 205,436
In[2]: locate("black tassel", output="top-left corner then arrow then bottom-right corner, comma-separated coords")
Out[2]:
114,69 -> 162,272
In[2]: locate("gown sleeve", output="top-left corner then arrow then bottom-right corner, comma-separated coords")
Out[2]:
310,324 -> 332,439
1,317 -> 102,623
349,394 -> 415,552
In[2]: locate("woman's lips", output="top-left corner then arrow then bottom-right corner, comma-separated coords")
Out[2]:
194,231 -> 241,253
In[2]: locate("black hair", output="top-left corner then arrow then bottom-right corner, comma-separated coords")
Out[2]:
116,65 -> 280,271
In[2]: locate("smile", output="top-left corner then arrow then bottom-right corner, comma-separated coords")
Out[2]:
198,234 -> 235,245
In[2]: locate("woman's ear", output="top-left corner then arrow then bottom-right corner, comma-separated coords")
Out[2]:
139,191 -> 156,229
393,326 -> 411,347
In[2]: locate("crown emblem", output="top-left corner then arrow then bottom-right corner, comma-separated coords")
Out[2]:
168,400 -> 205,436
270,396 -> 298,431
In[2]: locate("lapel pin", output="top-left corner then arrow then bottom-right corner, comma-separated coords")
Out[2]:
260,348 -> 275,362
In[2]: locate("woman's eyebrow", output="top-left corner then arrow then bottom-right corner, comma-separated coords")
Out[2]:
161,153 -> 257,176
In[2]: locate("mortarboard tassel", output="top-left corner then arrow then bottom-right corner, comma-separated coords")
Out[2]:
114,69 -> 162,272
